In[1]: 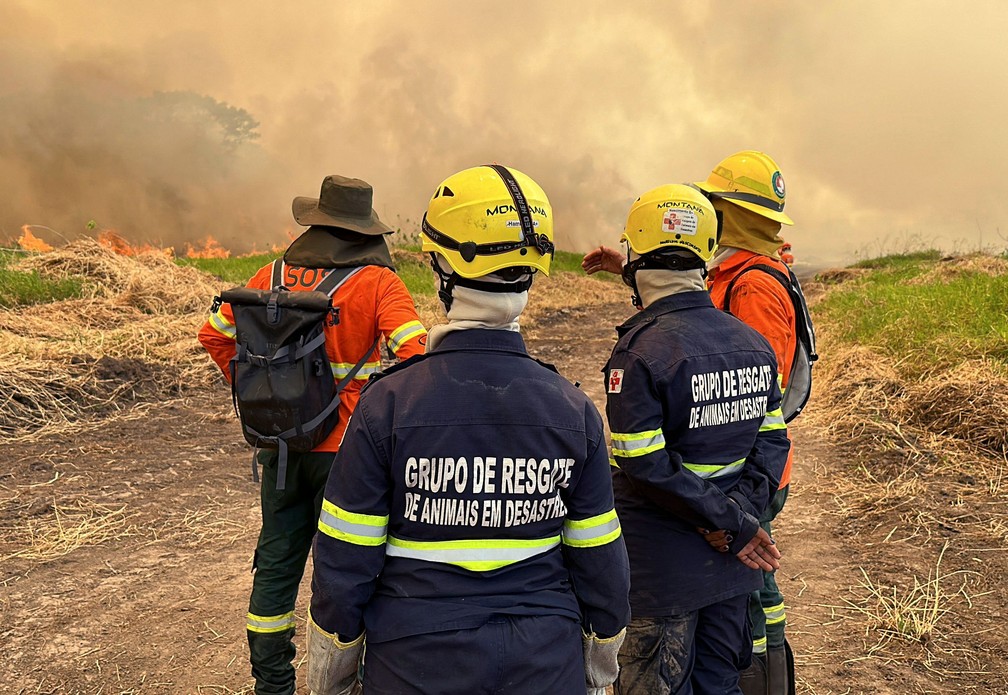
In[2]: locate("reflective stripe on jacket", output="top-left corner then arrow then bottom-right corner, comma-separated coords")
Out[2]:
309,329 -> 631,644
197,263 -> 427,452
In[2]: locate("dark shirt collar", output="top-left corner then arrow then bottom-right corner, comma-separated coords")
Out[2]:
617,290 -> 713,334
428,328 -> 529,356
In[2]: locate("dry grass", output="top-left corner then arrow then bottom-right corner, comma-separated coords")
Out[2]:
847,546 -> 953,645
840,544 -> 983,676
2,242 -> 222,439
524,272 -> 625,335
528,272 -> 625,314
804,323 -> 1008,545
903,254 -> 1008,286
2,241 -> 626,441
802,338 -> 911,448
15,237 -> 220,314
911,358 -> 1008,453
799,266 -> 1008,686
146,497 -> 250,548
812,267 -> 870,286
0,314 -> 213,440
0,358 -> 100,436
413,293 -> 444,332
804,319 -> 1008,465
3,499 -> 134,562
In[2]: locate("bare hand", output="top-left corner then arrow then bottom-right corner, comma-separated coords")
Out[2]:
582,246 -> 625,276
735,527 -> 781,571
697,527 -> 733,553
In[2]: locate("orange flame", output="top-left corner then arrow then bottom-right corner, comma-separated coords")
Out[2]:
97,230 -> 173,257
17,225 -> 54,252
185,235 -> 231,259
97,230 -> 139,255
247,227 -> 297,256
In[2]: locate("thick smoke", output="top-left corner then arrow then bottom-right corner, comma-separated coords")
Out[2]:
3,1 -> 1007,264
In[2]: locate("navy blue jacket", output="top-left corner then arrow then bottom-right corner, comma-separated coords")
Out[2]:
604,291 -> 790,615
310,329 -> 631,643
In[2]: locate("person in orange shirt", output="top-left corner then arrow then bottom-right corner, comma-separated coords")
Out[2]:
582,151 -> 798,695
698,152 -> 796,695
198,175 -> 427,695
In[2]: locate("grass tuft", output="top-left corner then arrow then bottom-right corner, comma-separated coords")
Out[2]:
843,544 -> 973,654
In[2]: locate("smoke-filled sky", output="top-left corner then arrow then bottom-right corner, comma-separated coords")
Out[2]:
2,1 -> 1006,265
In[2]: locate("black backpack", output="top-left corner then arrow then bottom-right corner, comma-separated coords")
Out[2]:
212,261 -> 379,489
723,263 -> 818,423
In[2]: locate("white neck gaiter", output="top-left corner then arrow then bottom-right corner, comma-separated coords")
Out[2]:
708,246 -> 742,271
426,257 -> 530,352
626,250 -> 707,308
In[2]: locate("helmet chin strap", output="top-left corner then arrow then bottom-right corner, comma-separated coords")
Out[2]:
621,262 -> 644,310
429,253 -> 534,312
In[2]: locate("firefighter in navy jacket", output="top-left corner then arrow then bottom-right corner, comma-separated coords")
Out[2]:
308,165 -> 630,695
605,185 -> 790,695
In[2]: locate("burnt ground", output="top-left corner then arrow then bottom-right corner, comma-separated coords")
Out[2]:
4,293 -> 1008,694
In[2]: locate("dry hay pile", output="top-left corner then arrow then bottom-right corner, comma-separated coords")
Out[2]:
812,267 -> 870,287
804,302 -> 1008,564
414,273 -> 625,333
803,338 -> 912,449
807,271 -> 1008,463
903,253 -> 1008,286
16,237 -> 218,314
910,358 -> 1008,454
806,325 -> 1008,468
2,240 -> 223,440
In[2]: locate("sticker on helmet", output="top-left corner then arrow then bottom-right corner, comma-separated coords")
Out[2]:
772,171 -> 786,199
608,368 -> 624,394
662,209 -> 698,236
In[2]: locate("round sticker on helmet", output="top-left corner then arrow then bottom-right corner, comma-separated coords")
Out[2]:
662,208 -> 698,236
772,171 -> 786,199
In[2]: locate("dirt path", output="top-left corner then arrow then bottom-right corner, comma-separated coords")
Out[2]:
4,288 -> 1007,694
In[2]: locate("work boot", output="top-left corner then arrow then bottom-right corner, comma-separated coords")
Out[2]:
766,640 -> 796,695
739,653 -> 768,695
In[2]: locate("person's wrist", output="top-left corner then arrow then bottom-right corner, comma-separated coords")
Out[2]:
729,511 -> 760,554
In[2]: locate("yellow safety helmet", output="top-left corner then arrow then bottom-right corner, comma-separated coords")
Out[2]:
421,164 -> 554,278
695,150 -> 794,226
620,183 -> 719,263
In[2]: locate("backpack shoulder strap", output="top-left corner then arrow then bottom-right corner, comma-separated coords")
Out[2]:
722,263 -> 791,313
334,332 -> 382,395
270,259 -> 284,288
315,265 -> 366,297
724,262 -> 818,365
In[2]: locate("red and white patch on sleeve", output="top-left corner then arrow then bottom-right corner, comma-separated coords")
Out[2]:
608,368 -> 624,394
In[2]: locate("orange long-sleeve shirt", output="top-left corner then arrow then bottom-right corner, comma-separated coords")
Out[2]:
708,250 -> 796,488
198,262 -> 427,452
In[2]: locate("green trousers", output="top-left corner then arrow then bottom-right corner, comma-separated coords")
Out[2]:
246,449 -> 334,695
749,485 -> 790,655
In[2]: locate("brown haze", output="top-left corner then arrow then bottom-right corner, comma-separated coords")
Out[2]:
2,1 -> 1007,265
